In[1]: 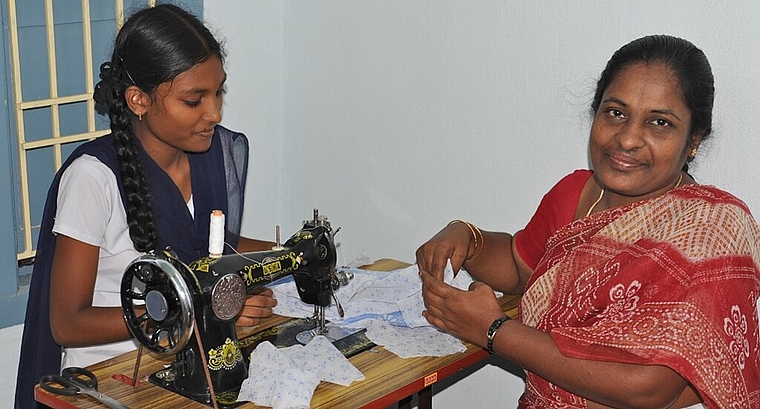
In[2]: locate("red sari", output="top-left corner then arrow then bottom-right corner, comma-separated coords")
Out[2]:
519,183 -> 760,408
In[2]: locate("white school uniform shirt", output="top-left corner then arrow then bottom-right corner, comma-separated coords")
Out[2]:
54,154 -> 194,368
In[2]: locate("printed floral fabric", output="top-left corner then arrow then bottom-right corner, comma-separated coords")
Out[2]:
519,185 -> 760,408
270,262 -> 471,358
238,336 -> 364,409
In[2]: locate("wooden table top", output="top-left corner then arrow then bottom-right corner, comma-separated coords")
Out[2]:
36,258 -> 521,409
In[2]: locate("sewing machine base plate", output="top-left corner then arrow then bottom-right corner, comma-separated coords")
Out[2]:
148,369 -> 244,408
239,317 -> 374,358
148,317 -> 373,407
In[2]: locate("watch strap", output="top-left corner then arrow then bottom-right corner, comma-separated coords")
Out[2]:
486,316 -> 510,354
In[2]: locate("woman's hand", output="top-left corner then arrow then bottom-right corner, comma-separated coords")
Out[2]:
420,269 -> 504,347
235,288 -> 277,327
415,222 -> 473,280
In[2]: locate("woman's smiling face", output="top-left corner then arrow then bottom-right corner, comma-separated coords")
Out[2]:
589,62 -> 701,205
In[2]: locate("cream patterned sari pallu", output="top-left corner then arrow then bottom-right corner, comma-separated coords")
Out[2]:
519,185 -> 760,408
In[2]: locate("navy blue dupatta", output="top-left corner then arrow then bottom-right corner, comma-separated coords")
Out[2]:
14,125 -> 248,408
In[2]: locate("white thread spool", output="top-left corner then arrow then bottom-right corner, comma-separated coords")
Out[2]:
208,210 -> 225,258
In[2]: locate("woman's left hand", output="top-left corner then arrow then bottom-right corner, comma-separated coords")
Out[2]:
420,269 -> 504,348
235,287 -> 277,327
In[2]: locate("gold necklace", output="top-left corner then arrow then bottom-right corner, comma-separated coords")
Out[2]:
585,186 -> 605,218
585,172 -> 684,218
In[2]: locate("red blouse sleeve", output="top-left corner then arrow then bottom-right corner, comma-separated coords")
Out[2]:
514,170 -> 592,270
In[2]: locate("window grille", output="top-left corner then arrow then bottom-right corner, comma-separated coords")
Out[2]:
8,0 -> 156,265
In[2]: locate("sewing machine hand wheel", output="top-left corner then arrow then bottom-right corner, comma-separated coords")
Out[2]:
121,254 -> 195,355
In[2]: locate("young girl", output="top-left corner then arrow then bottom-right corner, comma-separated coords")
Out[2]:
15,5 -> 276,407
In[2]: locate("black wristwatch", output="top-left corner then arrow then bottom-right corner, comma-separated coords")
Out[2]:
486,316 -> 511,355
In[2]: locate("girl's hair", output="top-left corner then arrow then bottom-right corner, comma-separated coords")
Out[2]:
93,4 -> 224,252
591,35 -> 714,171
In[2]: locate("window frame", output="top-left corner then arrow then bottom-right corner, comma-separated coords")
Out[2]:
0,0 -> 203,329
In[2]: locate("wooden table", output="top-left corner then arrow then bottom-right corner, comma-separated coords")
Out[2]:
36,259 -> 521,409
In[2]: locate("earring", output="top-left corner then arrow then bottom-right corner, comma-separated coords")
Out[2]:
138,113 -> 143,122
689,147 -> 698,158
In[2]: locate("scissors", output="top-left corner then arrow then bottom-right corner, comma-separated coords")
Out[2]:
40,366 -> 130,409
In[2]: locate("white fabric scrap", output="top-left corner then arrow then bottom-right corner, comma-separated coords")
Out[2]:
361,318 -> 466,358
237,336 -> 364,409
269,260 -> 483,358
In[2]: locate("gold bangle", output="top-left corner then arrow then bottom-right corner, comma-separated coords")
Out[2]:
448,219 -> 484,261
470,223 -> 484,260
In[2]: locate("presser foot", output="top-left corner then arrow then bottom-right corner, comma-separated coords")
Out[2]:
295,324 -> 357,345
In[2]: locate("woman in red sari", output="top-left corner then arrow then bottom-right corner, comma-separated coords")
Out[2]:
417,35 -> 760,408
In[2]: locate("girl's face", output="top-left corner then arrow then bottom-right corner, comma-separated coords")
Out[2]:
135,55 -> 226,154
589,62 -> 700,205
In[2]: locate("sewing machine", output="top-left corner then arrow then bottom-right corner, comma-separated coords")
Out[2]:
120,210 -> 357,407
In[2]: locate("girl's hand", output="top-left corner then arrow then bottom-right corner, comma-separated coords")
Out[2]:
235,287 -> 277,327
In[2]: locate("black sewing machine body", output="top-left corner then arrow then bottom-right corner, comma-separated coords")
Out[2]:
121,211 -> 345,407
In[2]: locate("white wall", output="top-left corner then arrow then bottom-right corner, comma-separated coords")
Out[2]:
205,2 -> 760,408
210,0 -> 760,260
5,1 -> 760,407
